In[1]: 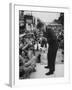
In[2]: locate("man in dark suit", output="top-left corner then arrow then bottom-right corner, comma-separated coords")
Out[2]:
43,26 -> 58,75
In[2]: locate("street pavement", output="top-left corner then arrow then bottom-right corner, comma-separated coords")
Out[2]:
30,48 -> 64,78
30,63 -> 64,78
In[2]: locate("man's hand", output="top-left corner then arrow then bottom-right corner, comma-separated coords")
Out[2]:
42,37 -> 47,41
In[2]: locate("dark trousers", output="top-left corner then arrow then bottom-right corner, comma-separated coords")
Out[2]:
47,42 -> 58,72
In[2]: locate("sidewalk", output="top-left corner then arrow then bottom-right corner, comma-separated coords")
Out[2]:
30,63 -> 64,78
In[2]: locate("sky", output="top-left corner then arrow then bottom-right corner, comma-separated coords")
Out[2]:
24,11 -> 60,24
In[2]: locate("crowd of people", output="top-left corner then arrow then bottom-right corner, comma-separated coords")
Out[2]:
19,28 -> 48,79
19,25 -> 64,79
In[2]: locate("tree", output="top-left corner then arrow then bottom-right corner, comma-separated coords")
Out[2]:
58,13 -> 64,27
54,13 -> 64,28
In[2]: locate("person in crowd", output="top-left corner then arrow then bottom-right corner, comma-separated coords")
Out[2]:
41,37 -> 47,48
19,36 -> 37,79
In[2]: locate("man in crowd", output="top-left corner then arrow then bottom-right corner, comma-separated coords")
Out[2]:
42,25 -> 58,75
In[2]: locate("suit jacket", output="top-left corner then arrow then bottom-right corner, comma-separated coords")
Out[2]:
43,28 -> 58,46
